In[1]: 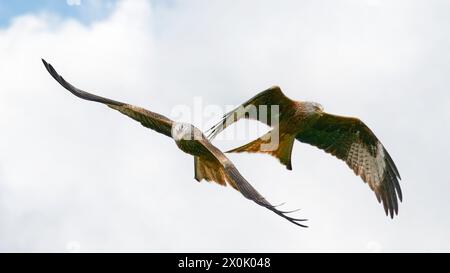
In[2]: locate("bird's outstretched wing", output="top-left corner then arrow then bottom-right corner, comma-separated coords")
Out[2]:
296,113 -> 402,218
206,86 -> 293,140
197,138 -> 308,227
43,59 -> 305,227
42,59 -> 173,138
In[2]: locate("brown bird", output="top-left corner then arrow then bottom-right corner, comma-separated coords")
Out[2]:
207,86 -> 402,218
41,59 -> 307,227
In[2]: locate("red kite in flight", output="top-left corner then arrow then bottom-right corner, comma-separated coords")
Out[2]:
207,86 -> 402,218
42,60 -> 307,227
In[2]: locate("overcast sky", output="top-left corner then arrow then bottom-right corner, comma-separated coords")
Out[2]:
0,0 -> 449,252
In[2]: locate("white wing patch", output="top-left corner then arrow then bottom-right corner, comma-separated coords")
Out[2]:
347,142 -> 386,189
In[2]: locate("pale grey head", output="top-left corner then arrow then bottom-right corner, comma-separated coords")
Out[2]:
303,101 -> 324,114
172,122 -> 202,141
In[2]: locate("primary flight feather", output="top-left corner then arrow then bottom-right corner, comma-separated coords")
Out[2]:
42,59 -> 307,227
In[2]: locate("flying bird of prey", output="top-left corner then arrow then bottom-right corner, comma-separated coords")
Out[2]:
207,86 -> 402,218
41,59 -> 306,227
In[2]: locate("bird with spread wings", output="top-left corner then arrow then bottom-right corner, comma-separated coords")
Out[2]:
207,86 -> 402,218
41,59 -> 307,227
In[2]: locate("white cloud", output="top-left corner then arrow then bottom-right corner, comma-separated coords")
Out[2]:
67,0 -> 82,6
0,0 -> 449,252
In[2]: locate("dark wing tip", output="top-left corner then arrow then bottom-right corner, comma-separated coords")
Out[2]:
225,165 -> 308,228
41,58 -> 67,86
42,58 -> 55,76
42,59 -> 124,107
385,147 -> 401,180
383,150 -> 402,218
378,170 -> 401,219
206,110 -> 235,140
41,58 -> 60,80
259,202 -> 309,228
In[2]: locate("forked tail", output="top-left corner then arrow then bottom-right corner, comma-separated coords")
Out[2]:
227,130 -> 295,170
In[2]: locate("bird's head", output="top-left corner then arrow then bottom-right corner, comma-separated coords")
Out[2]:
172,122 -> 202,141
172,122 -> 192,141
303,101 -> 324,115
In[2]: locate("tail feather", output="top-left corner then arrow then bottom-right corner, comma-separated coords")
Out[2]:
227,131 -> 295,170
194,157 -> 234,189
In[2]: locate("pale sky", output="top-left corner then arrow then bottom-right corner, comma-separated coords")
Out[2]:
0,0 -> 449,252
